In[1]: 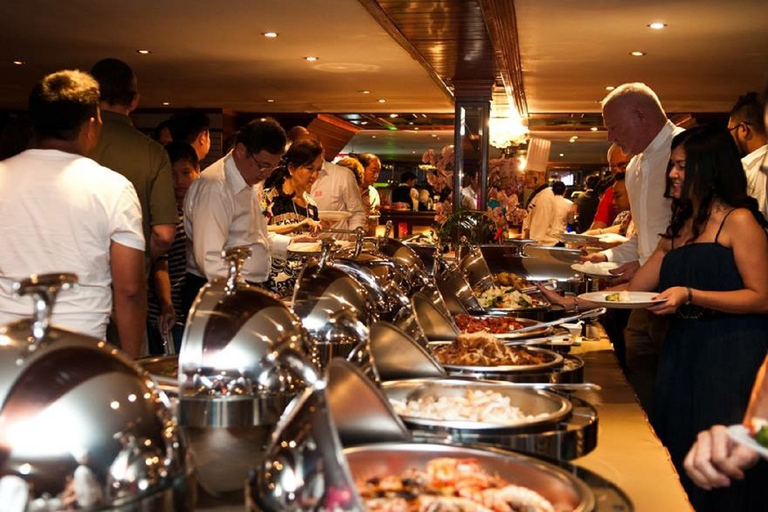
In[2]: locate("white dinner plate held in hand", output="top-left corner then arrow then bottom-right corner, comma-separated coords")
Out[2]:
571,262 -> 621,278
318,210 -> 352,223
727,424 -> 768,459
578,291 -> 667,309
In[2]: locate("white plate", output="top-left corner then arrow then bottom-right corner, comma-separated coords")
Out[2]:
727,424 -> 768,459
571,262 -> 621,278
318,210 -> 351,222
578,291 -> 667,309
287,241 -> 322,253
596,233 -> 628,244
558,232 -> 601,244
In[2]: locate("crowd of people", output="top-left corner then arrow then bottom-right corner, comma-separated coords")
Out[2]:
3,57 -> 768,511
535,81 -> 768,511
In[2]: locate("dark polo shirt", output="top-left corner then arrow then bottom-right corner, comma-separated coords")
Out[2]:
90,110 -> 178,255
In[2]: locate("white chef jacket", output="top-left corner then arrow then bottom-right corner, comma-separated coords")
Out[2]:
743,144 -> 768,220
526,187 -> 559,245
184,152 -> 289,283
310,161 -> 366,231
603,121 -> 684,264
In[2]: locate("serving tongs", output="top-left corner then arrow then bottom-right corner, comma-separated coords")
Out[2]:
506,307 -> 607,334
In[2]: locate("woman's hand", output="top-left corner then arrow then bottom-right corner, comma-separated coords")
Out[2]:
305,218 -> 322,236
647,286 -> 687,315
683,425 -> 759,490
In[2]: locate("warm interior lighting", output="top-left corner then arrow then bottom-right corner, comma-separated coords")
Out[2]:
136,49 -> 151,55
590,127 -> 599,132
162,101 -> 170,106
12,60 -> 24,66
359,90 -> 370,94
267,99 -> 275,103
304,56 -> 319,62
648,22 -> 667,30
378,99 -> 386,103
559,153 -> 564,157
389,113 -> 398,118
630,51 -> 646,57
262,31 -> 278,38
605,86 -> 615,91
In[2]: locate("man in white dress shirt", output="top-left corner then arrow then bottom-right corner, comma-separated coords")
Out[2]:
585,82 -> 684,415
728,92 -> 768,220
182,118 -> 290,308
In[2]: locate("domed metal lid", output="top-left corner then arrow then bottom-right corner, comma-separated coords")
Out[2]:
0,274 -> 193,510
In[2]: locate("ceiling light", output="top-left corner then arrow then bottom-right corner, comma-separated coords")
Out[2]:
378,99 -> 386,103
414,127 -> 419,131
162,101 -> 170,106
389,114 -> 398,118
12,60 -> 24,66
648,22 -> 667,30
605,86 -> 615,91
267,99 -> 275,103
136,49 -> 152,55
262,31 -> 278,38
412,150 -> 416,154
304,56 -> 319,62
431,134 -> 437,138
590,127 -> 599,132
371,135 -> 376,139
360,121 -> 368,125
559,153 -> 564,157
359,90 -> 370,94
630,51 -> 646,57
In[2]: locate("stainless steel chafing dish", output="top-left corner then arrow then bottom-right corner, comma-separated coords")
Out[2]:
178,247 -> 317,498
250,359 -> 605,510
0,274 -> 194,510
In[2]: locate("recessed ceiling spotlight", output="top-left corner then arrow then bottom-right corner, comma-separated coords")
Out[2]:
414,127 -> 419,131
630,51 -> 646,57
412,150 -> 416,154
304,56 -> 319,62
162,101 -> 170,106
605,86 -> 615,91
359,90 -> 370,94
371,135 -> 377,139
389,113 -> 398,118
408,121 -> 414,125
262,31 -> 278,38
648,22 -> 667,30
267,99 -> 275,103
12,60 -> 24,66
360,121 -> 368,125
431,134 -> 437,138
136,49 -> 152,55
378,99 -> 386,103
559,153 -> 565,157
590,127 -> 599,132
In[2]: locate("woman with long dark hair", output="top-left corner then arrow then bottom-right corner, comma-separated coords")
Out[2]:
540,125 -> 768,509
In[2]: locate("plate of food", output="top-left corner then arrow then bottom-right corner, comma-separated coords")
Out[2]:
578,290 -> 667,309
475,286 -> 542,309
571,261 -> 621,278
453,313 -> 551,339
558,232 -> 601,245
318,210 -> 352,223
727,422 -> 768,459
287,241 -> 322,253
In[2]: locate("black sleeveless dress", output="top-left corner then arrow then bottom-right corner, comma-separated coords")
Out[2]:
654,211 -> 768,511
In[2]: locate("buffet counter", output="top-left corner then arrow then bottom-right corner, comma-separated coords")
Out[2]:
570,336 -> 693,511
198,330 -> 692,512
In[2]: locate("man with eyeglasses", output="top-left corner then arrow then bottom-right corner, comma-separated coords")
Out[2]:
181,117 -> 289,310
728,92 -> 768,219
588,144 -> 632,231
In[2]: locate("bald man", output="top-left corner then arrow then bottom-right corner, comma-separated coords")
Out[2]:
589,144 -> 632,231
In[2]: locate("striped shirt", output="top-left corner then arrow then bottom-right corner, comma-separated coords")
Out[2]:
148,210 -> 187,327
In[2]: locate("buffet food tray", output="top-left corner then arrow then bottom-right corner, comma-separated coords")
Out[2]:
441,353 -> 585,384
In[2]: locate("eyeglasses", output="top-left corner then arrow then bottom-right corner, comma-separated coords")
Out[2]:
249,152 -> 279,172
728,122 -> 752,133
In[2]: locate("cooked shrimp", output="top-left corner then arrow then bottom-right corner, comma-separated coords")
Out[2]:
481,484 -> 555,512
